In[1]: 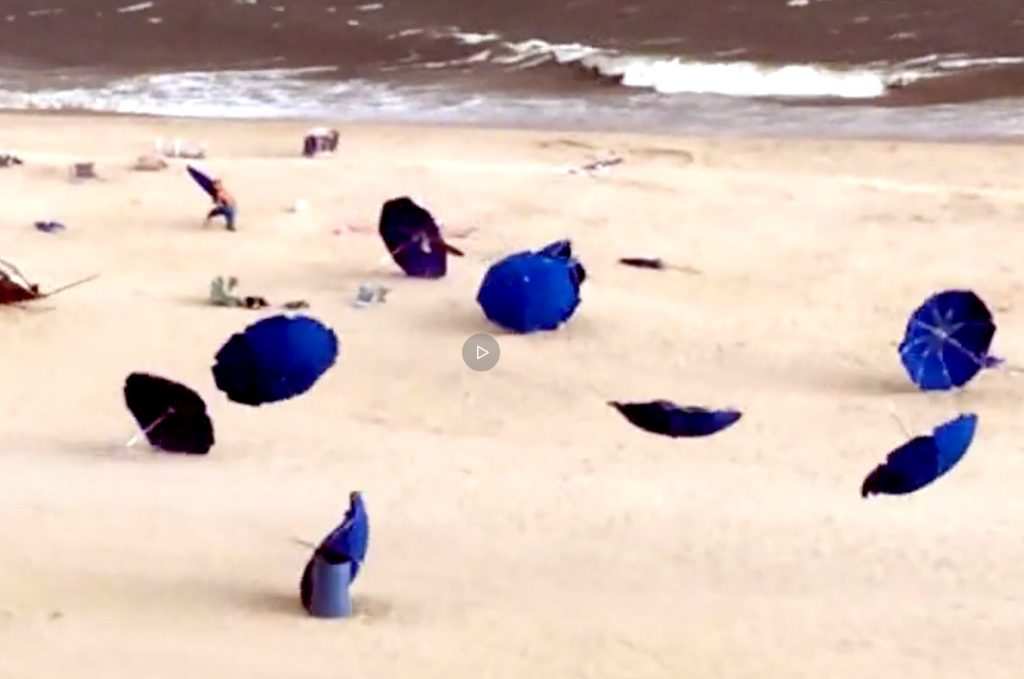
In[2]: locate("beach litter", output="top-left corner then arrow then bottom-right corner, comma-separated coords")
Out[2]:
566,153 -> 624,176
618,257 -> 701,274
477,239 -> 585,333
34,220 -> 66,234
350,282 -> 390,308
302,127 -> 340,158
291,198 -> 309,213
0,151 -> 23,167
123,372 -> 214,455
0,259 -> 98,306
68,162 -> 98,181
133,154 -> 169,171
379,196 -> 464,279
209,275 -> 309,310
300,492 -> 369,619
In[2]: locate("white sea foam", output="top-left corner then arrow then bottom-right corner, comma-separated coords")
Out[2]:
117,2 -> 154,13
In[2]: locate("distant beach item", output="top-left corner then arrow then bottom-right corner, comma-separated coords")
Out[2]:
618,257 -> 701,274
189,165 -> 237,231
291,198 -> 309,213
609,401 -> 742,438
351,283 -> 390,308
378,196 -> 464,279
34,220 -> 66,234
133,154 -> 168,171
0,258 -> 99,306
209,275 -> 308,310
477,239 -> 585,333
123,372 -> 215,455
898,289 -> 998,391
156,136 -> 207,159
300,492 -> 369,618
68,162 -> 98,181
0,151 -> 23,167
567,154 -> 624,176
302,127 -> 340,157
212,314 -> 339,406
862,412 -> 977,498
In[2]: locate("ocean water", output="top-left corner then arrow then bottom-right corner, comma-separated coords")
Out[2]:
1,0 -> 1023,138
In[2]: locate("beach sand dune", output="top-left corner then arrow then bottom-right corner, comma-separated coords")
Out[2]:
1,114 -> 1024,678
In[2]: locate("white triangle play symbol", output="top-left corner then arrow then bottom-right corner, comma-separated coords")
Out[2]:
476,345 -> 489,360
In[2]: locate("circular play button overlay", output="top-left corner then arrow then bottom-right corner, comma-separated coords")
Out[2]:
462,333 -> 500,372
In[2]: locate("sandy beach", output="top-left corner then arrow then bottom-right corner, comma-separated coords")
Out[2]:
2,112 -> 1024,678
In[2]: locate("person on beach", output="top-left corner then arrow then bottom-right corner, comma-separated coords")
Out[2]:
204,178 -> 237,231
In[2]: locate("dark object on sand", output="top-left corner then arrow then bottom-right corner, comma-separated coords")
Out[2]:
379,196 -> 464,278
209,276 -> 308,310
862,413 -> 977,498
302,128 -> 340,157
899,289 -> 998,391
569,155 -> 624,175
212,314 -> 339,406
609,400 -> 742,438
477,239 -> 585,333
300,492 -> 369,618
34,221 -> 66,234
68,162 -> 97,180
618,257 -> 702,274
0,152 -> 22,167
123,372 -> 215,455
0,259 -> 98,305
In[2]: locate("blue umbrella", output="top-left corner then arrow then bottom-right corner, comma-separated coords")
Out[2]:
212,314 -> 338,406
861,413 -> 978,497
123,372 -> 215,455
477,239 -> 585,333
899,289 -> 998,391
300,492 -> 370,616
609,400 -> 742,438
379,196 -> 464,278
187,165 -> 217,201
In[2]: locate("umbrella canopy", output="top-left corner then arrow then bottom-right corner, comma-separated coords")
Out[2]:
609,400 -> 742,438
476,239 -> 585,333
861,412 -> 977,497
379,196 -> 463,278
212,314 -> 339,406
899,289 -> 996,391
300,492 -> 370,612
123,372 -> 214,454
187,164 -> 217,200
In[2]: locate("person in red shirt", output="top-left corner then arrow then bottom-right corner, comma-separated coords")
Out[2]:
204,178 -> 237,231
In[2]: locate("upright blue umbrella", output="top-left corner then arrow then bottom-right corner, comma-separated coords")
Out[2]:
212,314 -> 338,406
300,492 -> 370,618
899,289 -> 998,391
861,413 -> 978,497
477,239 -> 585,333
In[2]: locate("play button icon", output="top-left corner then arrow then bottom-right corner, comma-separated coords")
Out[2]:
462,333 -> 500,372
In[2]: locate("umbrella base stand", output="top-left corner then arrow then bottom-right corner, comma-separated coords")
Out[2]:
304,555 -> 353,618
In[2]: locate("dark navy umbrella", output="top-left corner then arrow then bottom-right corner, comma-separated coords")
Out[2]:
300,492 -> 370,617
187,165 -> 217,200
476,239 -> 585,333
212,314 -> 338,406
609,400 -> 742,438
123,372 -> 214,454
379,196 -> 464,278
899,289 -> 999,391
862,412 -> 977,497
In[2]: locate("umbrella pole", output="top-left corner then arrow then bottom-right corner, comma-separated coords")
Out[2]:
885,402 -> 912,438
125,408 -> 174,447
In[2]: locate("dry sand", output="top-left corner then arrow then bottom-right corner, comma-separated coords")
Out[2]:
1,113 -> 1024,678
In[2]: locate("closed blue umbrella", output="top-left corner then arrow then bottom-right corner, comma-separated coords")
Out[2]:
477,239 -> 585,333
212,314 -> 338,406
899,289 -> 998,391
609,400 -> 742,438
861,413 -> 977,497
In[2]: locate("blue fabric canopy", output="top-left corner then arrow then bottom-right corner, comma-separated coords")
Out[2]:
476,239 -> 585,333
378,196 -> 463,278
300,492 -> 370,616
212,314 -> 338,406
899,289 -> 996,391
609,400 -> 742,438
861,413 -> 977,497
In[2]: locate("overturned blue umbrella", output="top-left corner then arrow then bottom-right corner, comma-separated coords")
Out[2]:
300,492 -> 370,618
212,314 -> 338,406
899,289 -> 1000,391
477,239 -> 585,333
379,196 -> 464,278
610,400 -> 742,438
862,412 -> 977,497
